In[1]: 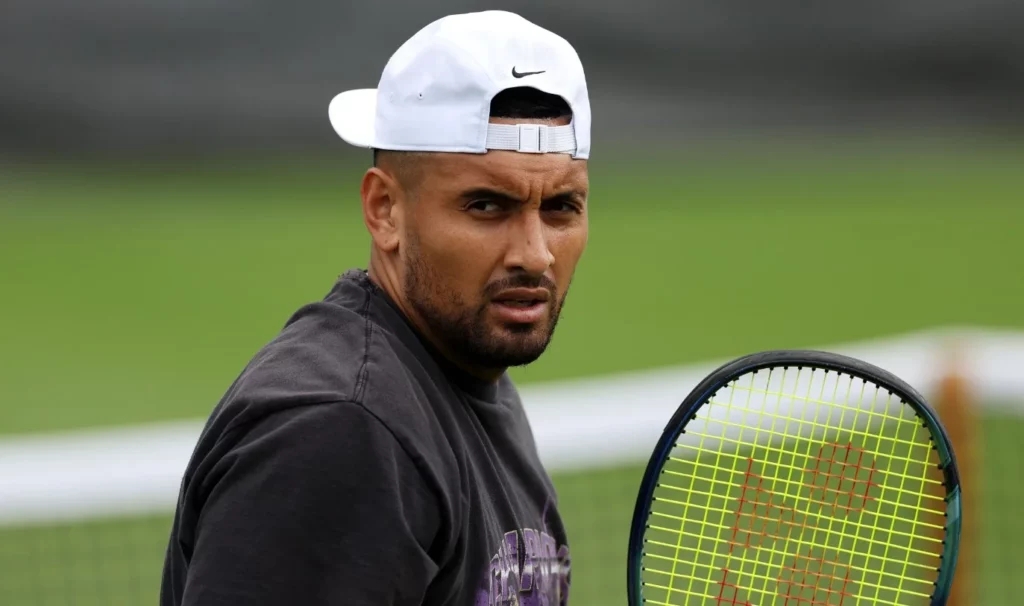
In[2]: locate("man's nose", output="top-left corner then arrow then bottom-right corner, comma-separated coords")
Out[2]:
504,211 -> 555,276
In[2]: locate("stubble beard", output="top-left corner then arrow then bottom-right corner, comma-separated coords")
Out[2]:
402,243 -> 567,371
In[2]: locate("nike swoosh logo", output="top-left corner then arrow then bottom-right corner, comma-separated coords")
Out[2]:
512,67 -> 546,78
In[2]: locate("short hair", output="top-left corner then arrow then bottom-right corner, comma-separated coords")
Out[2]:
372,87 -> 572,167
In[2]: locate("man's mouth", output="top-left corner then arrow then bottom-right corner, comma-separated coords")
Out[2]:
497,299 -> 542,308
490,288 -> 551,322
492,288 -> 550,306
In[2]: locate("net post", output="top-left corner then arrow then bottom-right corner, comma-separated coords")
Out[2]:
933,337 -> 976,606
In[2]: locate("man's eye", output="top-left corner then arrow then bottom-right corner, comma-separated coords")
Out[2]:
468,200 -> 503,212
542,200 -> 580,213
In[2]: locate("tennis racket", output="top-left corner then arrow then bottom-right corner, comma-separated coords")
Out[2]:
627,350 -> 961,606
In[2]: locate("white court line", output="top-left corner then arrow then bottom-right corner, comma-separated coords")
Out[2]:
1,326 -> 1022,527
520,326 -> 1024,472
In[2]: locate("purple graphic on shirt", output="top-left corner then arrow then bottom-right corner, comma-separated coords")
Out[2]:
474,501 -> 571,605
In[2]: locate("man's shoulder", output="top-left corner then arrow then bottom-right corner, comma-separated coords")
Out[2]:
216,288 -> 373,423
205,271 -> 461,461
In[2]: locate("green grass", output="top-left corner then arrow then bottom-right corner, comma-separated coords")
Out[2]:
1,145 -> 1023,436
0,142 -> 1022,605
0,515 -> 172,606
0,412 -> 1020,605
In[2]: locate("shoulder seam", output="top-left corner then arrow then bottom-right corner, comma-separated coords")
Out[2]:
351,284 -> 374,403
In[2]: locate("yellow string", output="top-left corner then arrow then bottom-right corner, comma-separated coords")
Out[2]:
642,548 -> 934,597
639,367 -> 946,605
644,525 -> 938,578
662,455 -> 945,518
670,429 -> 939,487
702,399 -> 933,462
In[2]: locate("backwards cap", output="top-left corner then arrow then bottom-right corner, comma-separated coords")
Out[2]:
328,10 -> 591,159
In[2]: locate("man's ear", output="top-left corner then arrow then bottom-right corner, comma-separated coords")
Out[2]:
361,167 -> 404,253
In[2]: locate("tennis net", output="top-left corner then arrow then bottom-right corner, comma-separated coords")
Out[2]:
1,328 -> 1022,605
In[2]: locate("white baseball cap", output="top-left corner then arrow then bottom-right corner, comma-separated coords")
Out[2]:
328,10 -> 591,159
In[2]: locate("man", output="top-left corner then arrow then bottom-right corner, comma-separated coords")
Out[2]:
160,9 -> 591,606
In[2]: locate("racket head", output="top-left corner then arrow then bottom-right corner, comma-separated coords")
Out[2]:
627,350 -> 961,606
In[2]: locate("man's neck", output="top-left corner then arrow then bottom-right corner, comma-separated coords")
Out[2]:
365,258 -> 505,384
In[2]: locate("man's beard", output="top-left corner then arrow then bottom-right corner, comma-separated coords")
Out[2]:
402,249 -> 567,371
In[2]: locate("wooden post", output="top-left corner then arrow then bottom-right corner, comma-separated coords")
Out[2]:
933,338 -> 976,606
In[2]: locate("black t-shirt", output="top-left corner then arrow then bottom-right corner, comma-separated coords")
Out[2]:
159,269 -> 571,605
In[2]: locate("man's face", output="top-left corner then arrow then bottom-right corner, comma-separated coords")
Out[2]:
396,128 -> 589,373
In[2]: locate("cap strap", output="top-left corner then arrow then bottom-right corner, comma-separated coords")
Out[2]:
485,123 -> 576,154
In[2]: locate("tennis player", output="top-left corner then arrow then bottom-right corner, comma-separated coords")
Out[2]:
160,10 -> 591,606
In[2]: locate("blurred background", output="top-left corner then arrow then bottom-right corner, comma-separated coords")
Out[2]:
1,1 -> 1022,604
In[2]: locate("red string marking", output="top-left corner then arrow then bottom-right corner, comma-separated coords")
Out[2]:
716,458 -> 756,605
717,458 -> 799,605
775,442 -> 878,605
777,552 -> 854,605
805,442 -> 879,516
717,445 -> 879,606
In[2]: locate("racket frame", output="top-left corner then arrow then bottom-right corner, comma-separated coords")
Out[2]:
626,349 -> 962,606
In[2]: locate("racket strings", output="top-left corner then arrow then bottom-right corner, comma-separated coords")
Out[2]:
641,550 -> 933,603
643,525 -> 939,585
666,444 -> 943,506
696,399 -> 938,479
640,366 -> 946,605
650,480 -> 944,553
727,384 -> 924,431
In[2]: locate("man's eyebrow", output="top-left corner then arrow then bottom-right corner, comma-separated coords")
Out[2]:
457,188 -> 587,204
543,191 -> 587,205
458,188 -> 521,203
